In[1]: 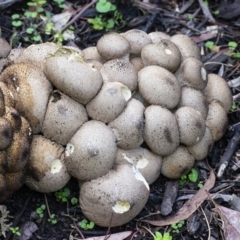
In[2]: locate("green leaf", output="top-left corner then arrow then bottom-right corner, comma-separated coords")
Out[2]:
26,27 -> 34,34
63,188 -> 70,197
154,231 -> 163,240
188,168 -> 198,182
106,19 -> 114,29
24,11 -> 32,18
214,10 -> 219,15
27,2 -> 37,6
31,12 -> 38,18
198,183 -> 204,188
228,41 -> 238,51
96,1 -> 112,13
12,14 -> 20,19
12,21 -> 23,27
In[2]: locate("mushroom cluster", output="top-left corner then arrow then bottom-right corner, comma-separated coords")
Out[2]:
0,29 -> 232,226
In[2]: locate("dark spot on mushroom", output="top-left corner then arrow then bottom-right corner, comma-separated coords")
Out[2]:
52,91 -> 61,103
107,87 -> 117,95
88,146 -> 99,156
21,147 -> 30,161
58,104 -> 68,115
195,121 -> 203,129
165,77 -> 175,86
162,41 -> 169,47
164,127 -> 173,144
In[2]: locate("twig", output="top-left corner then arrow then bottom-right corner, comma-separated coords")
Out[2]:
48,0 -> 98,41
217,123 -> 240,179
198,0 -> 216,23
200,206 -> 211,240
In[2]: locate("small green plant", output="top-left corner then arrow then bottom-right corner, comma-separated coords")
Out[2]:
228,41 -> 238,51
55,187 -> 71,202
11,14 -> 23,27
205,41 -> 217,51
96,0 -> 116,13
179,168 -> 199,186
70,197 -> 78,205
9,226 -> 21,236
198,182 -> 204,188
79,219 -> 95,230
171,220 -> 185,233
36,204 -> 46,218
53,0 -> 66,8
214,10 -> 220,16
88,0 -> 125,31
154,231 -> 172,240
48,214 -> 57,224
231,101 -> 240,111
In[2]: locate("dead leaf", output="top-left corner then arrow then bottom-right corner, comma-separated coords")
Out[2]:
0,205 -> 12,238
144,171 -> 215,226
83,231 -> 132,240
215,205 -> 240,240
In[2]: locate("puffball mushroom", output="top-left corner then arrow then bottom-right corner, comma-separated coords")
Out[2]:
204,73 -> 233,113
141,40 -> 181,73
122,29 -> 152,55
65,120 -> 117,181
100,59 -> 138,91
80,164 -> 149,227
144,105 -> 180,156
86,82 -> 131,123
115,147 -> 162,184
42,90 -> 88,145
138,65 -> 181,109
0,63 -> 53,134
97,32 -> 130,60
109,98 -> 145,149
161,146 -> 195,179
26,135 -> 70,193
44,47 -> 103,104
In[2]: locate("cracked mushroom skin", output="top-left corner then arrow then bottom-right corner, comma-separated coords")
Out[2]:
65,120 -> 117,181
26,135 -> 70,193
44,47 -> 103,105
0,63 -> 53,133
80,164 -> 149,227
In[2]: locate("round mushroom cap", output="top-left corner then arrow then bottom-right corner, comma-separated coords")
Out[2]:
206,101 -> 228,141
138,65 -> 181,109
97,32 -> 130,60
175,106 -> 206,146
170,34 -> 201,60
187,126 -> 214,160
161,145 -> 195,179
42,90 -> 88,145
123,29 -> 152,55
80,164 -> 149,227
116,147 -> 162,184
141,40 -> 181,73
86,82 -> 131,123
144,105 -> 179,156
100,59 -> 138,91
83,46 -> 104,63
148,31 -> 171,43
15,42 -> 59,71
175,57 -> 208,90
109,98 -> 145,149
0,37 -> 11,58
178,86 -> 209,119
0,63 -> 53,133
44,48 -> 103,104
130,57 -> 144,72
65,120 -> 117,181
26,135 -> 70,193
204,73 -> 233,113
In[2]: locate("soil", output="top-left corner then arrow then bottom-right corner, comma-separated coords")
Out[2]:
1,0 -> 240,240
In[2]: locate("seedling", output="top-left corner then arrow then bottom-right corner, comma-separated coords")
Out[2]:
205,41 -> 217,51
9,226 -> 21,236
53,0 -> 66,8
171,220 -> 185,233
231,101 -> 240,111
36,204 -> 46,218
79,219 -> 95,230
154,231 -> 172,240
228,41 -> 238,51
179,168 -> 199,186
55,187 -> 70,202
11,14 -> 23,27
88,0 -> 125,31
48,214 -> 57,224
70,197 -> 78,205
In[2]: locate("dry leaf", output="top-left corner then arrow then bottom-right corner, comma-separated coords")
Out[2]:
144,171 -> 215,226
215,205 -> 240,240
0,205 -> 12,238
84,231 -> 132,240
